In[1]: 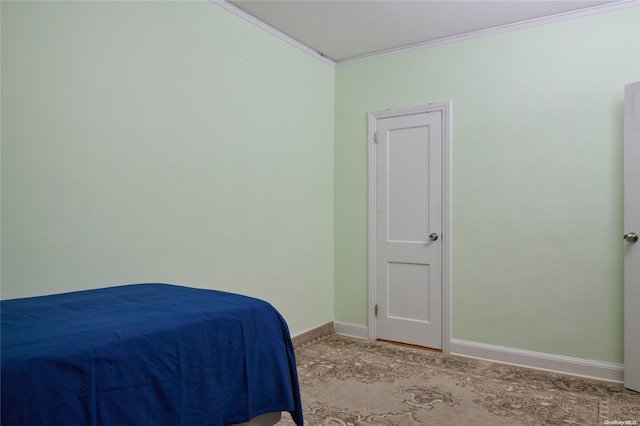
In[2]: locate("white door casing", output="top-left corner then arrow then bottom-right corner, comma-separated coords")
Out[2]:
624,81 -> 640,392
368,103 -> 451,351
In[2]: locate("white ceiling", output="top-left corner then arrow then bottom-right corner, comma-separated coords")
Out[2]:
222,0 -> 636,64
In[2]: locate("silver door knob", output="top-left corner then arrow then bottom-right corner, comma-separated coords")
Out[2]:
429,233 -> 438,241
624,232 -> 638,243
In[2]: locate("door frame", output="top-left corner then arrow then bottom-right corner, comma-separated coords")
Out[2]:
367,102 -> 452,353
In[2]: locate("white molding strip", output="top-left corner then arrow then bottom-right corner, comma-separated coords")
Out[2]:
337,0 -> 639,66
333,328 -> 623,382
450,339 -> 624,383
210,0 -> 336,67
335,322 -> 369,339
213,0 -> 637,67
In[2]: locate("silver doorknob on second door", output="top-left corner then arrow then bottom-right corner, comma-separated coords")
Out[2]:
624,232 -> 638,243
429,233 -> 439,241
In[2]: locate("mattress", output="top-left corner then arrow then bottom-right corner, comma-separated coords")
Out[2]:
1,283 -> 303,426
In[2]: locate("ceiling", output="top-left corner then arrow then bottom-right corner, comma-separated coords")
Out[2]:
222,0 -> 635,64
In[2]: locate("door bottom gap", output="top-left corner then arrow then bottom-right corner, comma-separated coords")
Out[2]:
377,339 -> 442,352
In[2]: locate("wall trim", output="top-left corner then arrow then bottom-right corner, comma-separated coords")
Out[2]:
450,339 -> 624,383
210,0 -> 336,67
337,1 -> 639,66
212,0 -> 638,67
330,328 -> 623,382
291,321 -> 335,348
334,322 -> 369,339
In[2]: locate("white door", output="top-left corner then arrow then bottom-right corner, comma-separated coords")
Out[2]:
624,81 -> 640,392
374,109 -> 443,349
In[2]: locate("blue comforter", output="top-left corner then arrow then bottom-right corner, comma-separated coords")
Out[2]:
1,284 -> 303,426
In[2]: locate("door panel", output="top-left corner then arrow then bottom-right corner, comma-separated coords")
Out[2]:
388,126 -> 431,243
624,81 -> 640,392
375,111 -> 442,349
387,262 -> 431,322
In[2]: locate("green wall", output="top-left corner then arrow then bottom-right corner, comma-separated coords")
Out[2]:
1,1 -> 335,335
334,8 -> 639,363
2,0 -> 638,364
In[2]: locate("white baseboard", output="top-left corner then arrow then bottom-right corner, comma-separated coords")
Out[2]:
332,325 -> 623,383
450,339 -> 624,383
334,321 -> 369,339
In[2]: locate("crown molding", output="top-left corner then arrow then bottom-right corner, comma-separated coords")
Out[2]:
211,0 -> 337,67
212,0 -> 638,68
337,0 -> 640,66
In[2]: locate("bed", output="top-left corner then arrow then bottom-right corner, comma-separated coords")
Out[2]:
1,283 -> 303,426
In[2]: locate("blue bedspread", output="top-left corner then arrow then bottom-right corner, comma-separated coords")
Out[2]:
1,284 -> 303,426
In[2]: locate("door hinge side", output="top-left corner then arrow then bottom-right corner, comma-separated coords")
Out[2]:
374,132 -> 379,143
374,304 -> 378,316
